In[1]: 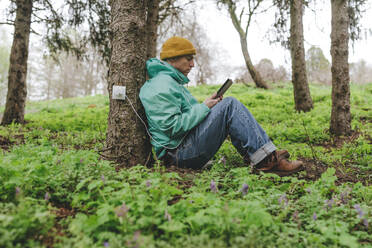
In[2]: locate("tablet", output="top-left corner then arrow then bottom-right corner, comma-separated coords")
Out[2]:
216,79 -> 233,98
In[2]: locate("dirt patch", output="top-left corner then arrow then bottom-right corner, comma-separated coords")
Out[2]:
298,158 -> 371,186
359,115 -> 371,124
313,130 -> 362,150
42,207 -> 76,248
0,134 -> 24,151
163,165 -> 202,191
0,135 -> 13,150
52,206 -> 76,219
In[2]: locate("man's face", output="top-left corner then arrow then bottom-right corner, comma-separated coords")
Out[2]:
168,55 -> 195,76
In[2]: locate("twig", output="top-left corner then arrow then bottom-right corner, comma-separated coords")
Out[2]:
0,22 -> 14,25
144,150 -> 152,167
301,119 -> 318,161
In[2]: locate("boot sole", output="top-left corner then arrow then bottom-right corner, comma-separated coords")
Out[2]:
268,165 -> 304,177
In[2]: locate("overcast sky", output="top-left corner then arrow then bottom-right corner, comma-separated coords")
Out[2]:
197,0 -> 372,68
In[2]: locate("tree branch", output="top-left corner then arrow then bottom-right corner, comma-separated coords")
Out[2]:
0,22 -> 14,26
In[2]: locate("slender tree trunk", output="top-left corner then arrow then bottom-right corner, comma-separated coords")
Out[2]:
1,0 -> 32,125
146,0 -> 160,59
290,0 -> 313,112
104,0 -> 151,167
330,0 -> 351,135
240,36 -> 269,89
226,0 -> 269,89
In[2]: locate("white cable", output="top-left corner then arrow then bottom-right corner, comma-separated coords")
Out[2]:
126,96 -> 188,150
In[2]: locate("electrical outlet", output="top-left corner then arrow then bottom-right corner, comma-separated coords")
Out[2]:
112,85 -> 126,100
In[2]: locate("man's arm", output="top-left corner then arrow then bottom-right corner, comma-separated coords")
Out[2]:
141,90 -> 210,139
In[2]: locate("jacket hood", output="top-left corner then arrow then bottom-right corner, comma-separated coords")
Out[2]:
146,58 -> 190,85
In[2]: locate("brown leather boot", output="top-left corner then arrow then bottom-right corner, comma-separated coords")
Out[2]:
255,151 -> 303,176
245,150 -> 289,165
277,150 -> 290,159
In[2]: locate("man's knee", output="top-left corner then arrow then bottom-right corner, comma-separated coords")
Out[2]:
221,96 -> 240,108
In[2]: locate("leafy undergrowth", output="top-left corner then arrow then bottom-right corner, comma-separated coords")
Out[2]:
0,83 -> 371,248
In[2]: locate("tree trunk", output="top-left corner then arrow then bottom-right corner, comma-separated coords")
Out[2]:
1,0 -> 32,125
240,36 -> 269,89
104,0 -> 152,167
225,0 -> 269,89
146,0 -> 160,59
290,0 -> 313,112
330,0 -> 351,135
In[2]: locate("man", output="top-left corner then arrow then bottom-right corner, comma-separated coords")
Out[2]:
139,36 -> 303,176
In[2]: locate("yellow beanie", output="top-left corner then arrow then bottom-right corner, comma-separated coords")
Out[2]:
160,36 -> 196,60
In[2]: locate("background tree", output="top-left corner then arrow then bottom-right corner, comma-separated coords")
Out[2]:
0,28 -> 10,106
306,46 -> 331,84
234,59 -> 288,85
289,0 -> 313,112
272,0 -> 313,111
256,58 -> 276,83
217,0 -> 269,89
350,59 -> 372,85
1,0 -> 111,125
1,0 -> 32,125
330,0 -> 351,135
146,0 -> 196,59
158,8 -> 217,85
329,0 -> 367,136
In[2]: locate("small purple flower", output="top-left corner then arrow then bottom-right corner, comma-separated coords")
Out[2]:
241,183 -> 249,196
293,210 -> 299,220
126,231 -> 141,248
278,194 -> 288,206
80,159 -> 84,163
146,180 -> 151,188
44,192 -> 50,201
324,198 -> 334,210
103,241 -> 109,247
15,187 -> 21,196
354,204 -> 369,227
101,175 -> 105,183
354,204 -> 364,218
340,192 -> 347,204
164,209 -> 171,221
313,212 -> 317,221
210,180 -> 218,193
115,202 -> 129,217
305,188 -> 311,194
133,230 -> 140,241
57,160 -> 61,165
363,218 -> 369,228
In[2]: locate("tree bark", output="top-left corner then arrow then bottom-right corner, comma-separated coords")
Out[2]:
290,0 -> 313,112
146,0 -> 160,59
330,0 -> 351,135
1,0 -> 33,125
104,0 -> 152,167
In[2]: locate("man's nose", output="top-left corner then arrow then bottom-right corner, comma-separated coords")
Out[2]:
190,59 -> 194,67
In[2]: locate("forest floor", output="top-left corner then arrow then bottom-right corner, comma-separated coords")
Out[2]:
0,83 -> 371,248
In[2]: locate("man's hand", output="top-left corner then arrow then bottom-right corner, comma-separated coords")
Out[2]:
204,93 -> 223,109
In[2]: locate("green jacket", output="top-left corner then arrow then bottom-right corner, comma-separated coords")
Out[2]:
139,58 -> 210,158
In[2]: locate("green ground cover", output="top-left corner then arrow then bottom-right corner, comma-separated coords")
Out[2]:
0,83 -> 371,247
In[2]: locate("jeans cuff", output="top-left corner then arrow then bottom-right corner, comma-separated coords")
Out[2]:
250,142 -> 277,165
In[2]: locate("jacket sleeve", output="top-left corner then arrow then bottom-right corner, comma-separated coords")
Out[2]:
143,87 -> 210,139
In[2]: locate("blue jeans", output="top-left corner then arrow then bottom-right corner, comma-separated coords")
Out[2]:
170,97 -> 276,169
